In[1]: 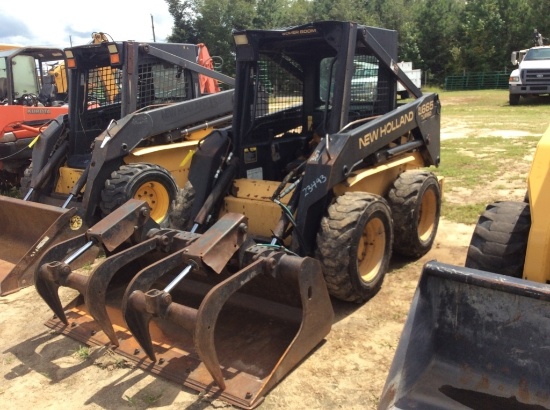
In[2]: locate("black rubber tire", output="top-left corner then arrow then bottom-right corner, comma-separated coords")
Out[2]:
316,192 -> 393,303
168,181 -> 195,230
509,93 -> 520,106
100,163 -> 178,227
465,201 -> 530,278
387,170 -> 441,258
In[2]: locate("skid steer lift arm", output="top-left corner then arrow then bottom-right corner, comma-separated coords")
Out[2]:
280,93 -> 440,254
80,89 -> 234,224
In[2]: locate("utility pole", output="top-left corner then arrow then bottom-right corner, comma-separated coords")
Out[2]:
151,14 -> 156,42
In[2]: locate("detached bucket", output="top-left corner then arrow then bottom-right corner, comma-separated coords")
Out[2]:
0,195 -> 87,295
379,261 -> 550,410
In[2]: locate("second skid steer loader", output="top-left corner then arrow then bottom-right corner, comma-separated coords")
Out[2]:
32,21 -> 441,408
379,125 -> 550,409
0,36 -> 234,295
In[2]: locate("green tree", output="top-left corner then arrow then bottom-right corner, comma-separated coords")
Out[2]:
415,0 -> 464,84
165,0 -> 199,43
458,0 -> 505,72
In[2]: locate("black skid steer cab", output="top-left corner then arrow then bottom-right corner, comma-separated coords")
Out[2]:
31,21 -> 441,408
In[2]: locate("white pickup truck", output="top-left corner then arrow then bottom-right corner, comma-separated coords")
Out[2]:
509,46 -> 550,105
396,61 -> 421,99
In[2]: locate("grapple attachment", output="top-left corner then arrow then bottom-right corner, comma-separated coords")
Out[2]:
0,195 -> 88,295
41,212 -> 333,409
379,261 -> 550,410
35,199 -> 156,343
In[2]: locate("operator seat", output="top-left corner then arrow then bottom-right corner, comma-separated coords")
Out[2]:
38,76 -> 55,106
0,77 -> 8,101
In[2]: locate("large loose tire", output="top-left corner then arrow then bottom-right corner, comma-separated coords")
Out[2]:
168,181 -> 195,230
316,192 -> 393,303
100,163 -> 178,226
387,170 -> 441,258
509,93 -> 520,106
465,201 -> 530,278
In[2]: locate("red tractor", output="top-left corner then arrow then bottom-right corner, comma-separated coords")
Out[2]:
0,45 -> 68,189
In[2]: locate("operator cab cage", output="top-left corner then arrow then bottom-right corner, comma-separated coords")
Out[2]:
63,41 -> 204,167
0,46 -> 66,106
230,20 -> 421,181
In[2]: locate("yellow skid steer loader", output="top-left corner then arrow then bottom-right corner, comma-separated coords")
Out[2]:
33,21 -> 441,408
0,37 -> 234,295
379,125 -> 550,409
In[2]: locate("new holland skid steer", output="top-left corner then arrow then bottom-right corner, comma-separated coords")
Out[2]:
0,35 -> 234,295
32,21 -> 441,408
379,126 -> 550,409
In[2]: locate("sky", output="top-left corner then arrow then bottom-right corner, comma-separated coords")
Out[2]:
0,0 -> 175,49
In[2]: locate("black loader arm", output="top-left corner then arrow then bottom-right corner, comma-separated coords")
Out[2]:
143,44 -> 235,88
295,92 -> 441,250
80,89 -> 234,223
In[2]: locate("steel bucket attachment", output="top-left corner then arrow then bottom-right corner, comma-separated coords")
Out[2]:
42,213 -> 333,409
0,195 -> 88,295
379,261 -> 550,410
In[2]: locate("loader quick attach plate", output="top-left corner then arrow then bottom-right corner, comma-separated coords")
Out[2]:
45,258 -> 332,409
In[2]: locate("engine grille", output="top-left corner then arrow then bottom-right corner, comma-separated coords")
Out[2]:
522,69 -> 550,85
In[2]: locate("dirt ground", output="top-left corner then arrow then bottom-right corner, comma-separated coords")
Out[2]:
0,108 -> 533,410
0,218 -> 472,410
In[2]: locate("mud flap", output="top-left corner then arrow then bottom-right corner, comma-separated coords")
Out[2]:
0,195 -> 88,295
379,261 -> 550,410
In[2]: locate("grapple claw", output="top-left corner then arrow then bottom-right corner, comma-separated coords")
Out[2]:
35,199 -> 161,343
34,233 -> 92,324
35,262 -> 68,324
85,237 -> 160,346
123,251 -> 184,361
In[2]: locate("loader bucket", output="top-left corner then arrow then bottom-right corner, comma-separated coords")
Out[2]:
379,261 -> 550,410
42,213 -> 334,409
0,195 -> 88,295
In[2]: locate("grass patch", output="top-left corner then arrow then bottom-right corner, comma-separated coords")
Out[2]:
142,392 -> 163,405
435,136 -> 538,188
437,89 -> 550,135
433,135 -> 539,224
71,345 -> 91,361
0,186 -> 20,198
441,202 -> 487,225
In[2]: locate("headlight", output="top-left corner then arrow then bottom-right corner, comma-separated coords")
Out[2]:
509,76 -> 520,82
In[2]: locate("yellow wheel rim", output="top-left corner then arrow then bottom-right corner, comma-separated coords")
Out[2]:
133,181 -> 170,223
418,188 -> 437,242
357,217 -> 386,283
